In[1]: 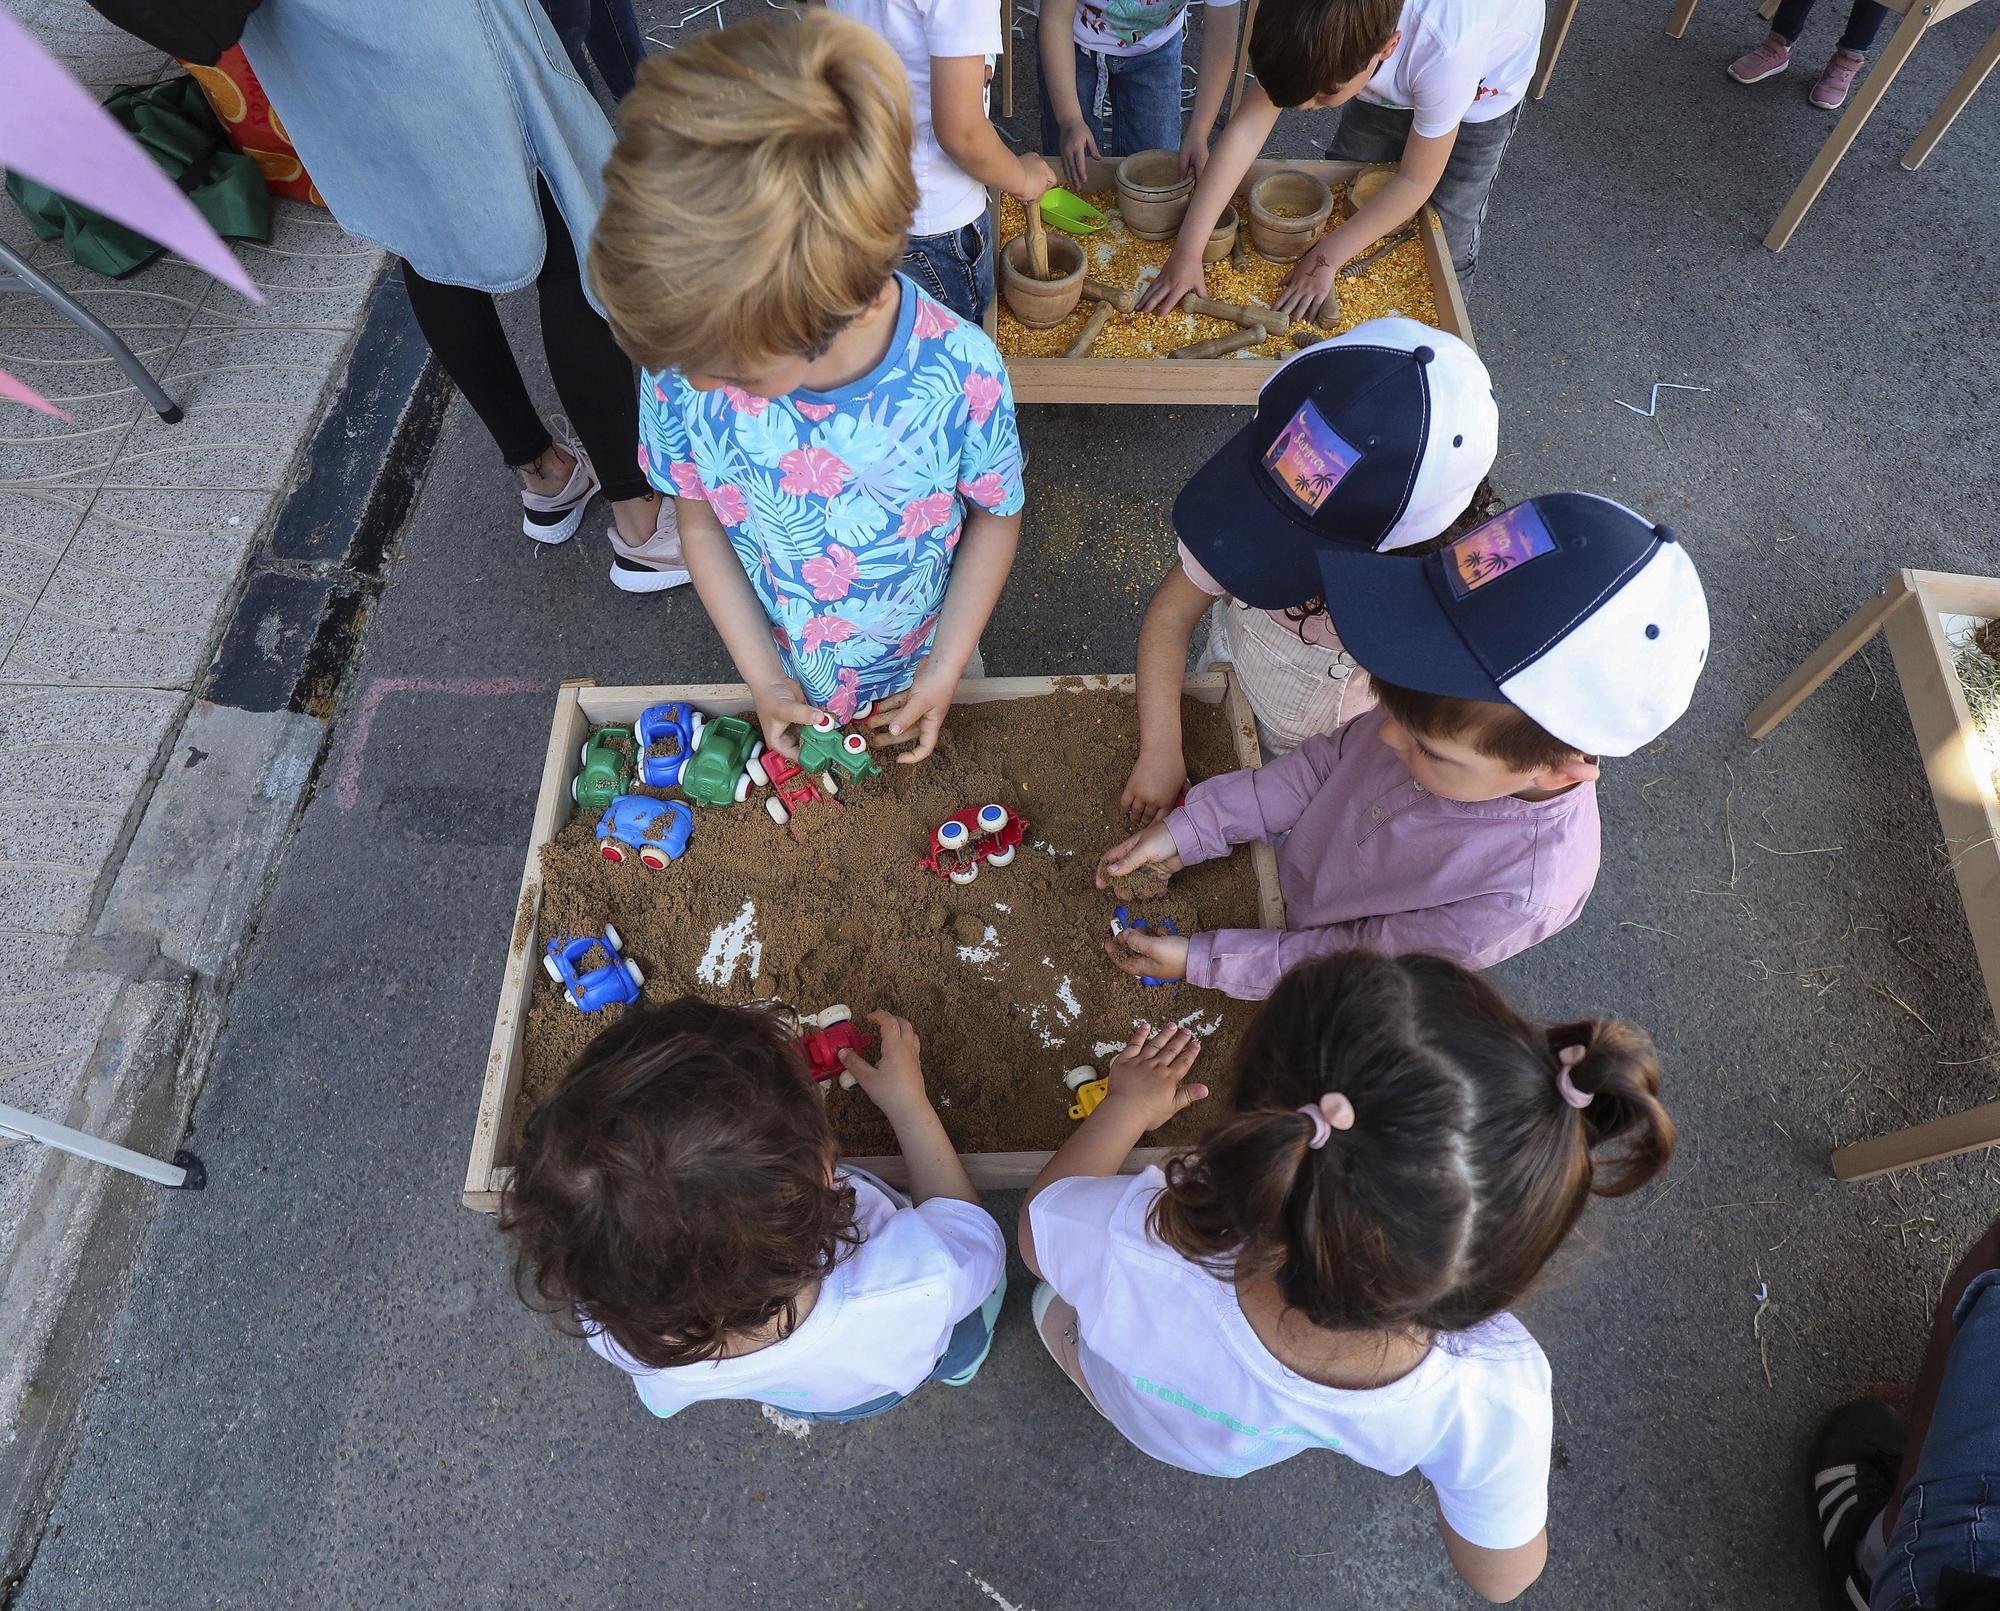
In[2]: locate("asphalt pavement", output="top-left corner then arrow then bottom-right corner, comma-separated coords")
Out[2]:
14,3 -> 2000,1607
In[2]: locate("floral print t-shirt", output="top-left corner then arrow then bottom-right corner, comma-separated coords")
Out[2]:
639,276 -> 1025,722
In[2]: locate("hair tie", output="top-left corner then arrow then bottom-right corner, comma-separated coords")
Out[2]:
1554,1043 -> 1593,1109
1297,1093 -> 1356,1148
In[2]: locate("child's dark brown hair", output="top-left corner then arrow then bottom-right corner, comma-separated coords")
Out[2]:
1151,952 -> 1673,1335
1371,676 -> 1581,773
500,996 -> 859,1370
1249,0 -> 1403,108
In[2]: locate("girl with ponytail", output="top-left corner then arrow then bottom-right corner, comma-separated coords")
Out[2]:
1018,949 -> 1675,1604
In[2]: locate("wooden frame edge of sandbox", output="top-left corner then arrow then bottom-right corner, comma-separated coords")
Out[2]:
462,669 -> 1283,1212
983,156 -> 1474,407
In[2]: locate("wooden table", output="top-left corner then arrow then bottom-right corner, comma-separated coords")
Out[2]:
1747,570 -> 2000,1181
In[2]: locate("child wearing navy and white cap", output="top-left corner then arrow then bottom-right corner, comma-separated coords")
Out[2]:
1121,317 -> 1497,826
1098,492 -> 1710,990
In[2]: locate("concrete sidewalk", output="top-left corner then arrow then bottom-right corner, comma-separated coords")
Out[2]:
0,0 -> 391,1554
12,0 -> 2000,1606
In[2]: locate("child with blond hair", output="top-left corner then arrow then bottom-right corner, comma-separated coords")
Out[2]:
591,12 -> 1024,762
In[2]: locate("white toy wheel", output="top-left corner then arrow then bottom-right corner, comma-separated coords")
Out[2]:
749,740 -> 765,760
746,754 -> 769,787
821,773 -> 839,796
838,1071 -> 858,1091
600,840 -> 626,864
977,803 -> 1008,835
853,700 -> 874,722
581,741 -> 592,766
765,796 -> 790,825
542,954 -> 563,982
936,819 -> 970,851
949,863 -> 979,886
1063,1066 -> 1097,1091
819,1004 -> 852,1026
987,844 -> 1016,868
570,778 -> 581,803
733,773 -> 752,803
842,732 -> 868,756
813,712 -> 837,733
603,922 -> 624,952
687,711 -> 704,746
564,989 -> 578,1007
638,845 -> 669,870
625,959 -> 645,988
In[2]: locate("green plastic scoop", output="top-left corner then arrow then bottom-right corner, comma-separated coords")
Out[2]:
1039,188 -> 1108,235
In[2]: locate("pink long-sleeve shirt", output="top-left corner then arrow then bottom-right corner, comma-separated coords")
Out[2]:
1164,709 -> 1601,998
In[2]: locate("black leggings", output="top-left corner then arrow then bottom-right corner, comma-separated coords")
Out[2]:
399,178 -> 647,503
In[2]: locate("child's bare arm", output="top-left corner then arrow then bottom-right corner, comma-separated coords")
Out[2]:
1136,83 -> 1280,313
1038,0 -> 1098,188
679,496 -> 825,756
1126,565 -> 1212,824
1271,125 -> 1457,320
932,56 -> 1058,201
868,505 -> 1020,764
1018,1023 -> 1205,1275
1437,1512 -> 1547,1604
1179,2 -> 1241,177
839,1013 -> 979,1206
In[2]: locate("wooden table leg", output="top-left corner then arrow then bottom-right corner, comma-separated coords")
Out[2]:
1533,0 -> 1583,97
1227,0 -> 1260,120
1667,0 -> 1700,37
1745,582 -> 1909,739
1759,0 -> 1781,19
1834,1096 -> 2000,1180
1765,3 -> 1932,250
1903,16 -> 2000,167
1000,0 -> 1015,119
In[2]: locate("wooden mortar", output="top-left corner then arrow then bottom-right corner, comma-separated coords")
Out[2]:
998,233 -> 1086,328
1115,149 -> 1195,241
1246,170 -> 1335,262
1347,166 -> 1394,210
1202,208 -> 1239,265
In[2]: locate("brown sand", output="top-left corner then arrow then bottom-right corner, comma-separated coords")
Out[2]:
514,689 -> 1265,1161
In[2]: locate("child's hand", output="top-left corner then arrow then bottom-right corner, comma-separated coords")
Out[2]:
838,1011 -> 928,1118
1010,153 -> 1058,205
1178,131 -> 1209,179
751,677 -> 825,760
1121,749 -> 1188,827
1136,242 -> 1206,314
1104,927 -> 1190,983
1101,1020 -> 1206,1130
1095,822 -> 1182,891
1058,120 -> 1100,190
866,663 -> 955,763
1273,243 -> 1339,321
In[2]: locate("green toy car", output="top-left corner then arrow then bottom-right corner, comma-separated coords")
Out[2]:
572,726 -> 634,809
797,713 -> 882,784
681,713 -> 767,807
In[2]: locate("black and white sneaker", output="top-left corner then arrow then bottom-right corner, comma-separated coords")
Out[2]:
520,445 -> 598,545
1808,1397 -> 1907,1611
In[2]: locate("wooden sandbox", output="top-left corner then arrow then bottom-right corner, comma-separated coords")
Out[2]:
462,671 -> 1282,1211
985,156 -> 1473,407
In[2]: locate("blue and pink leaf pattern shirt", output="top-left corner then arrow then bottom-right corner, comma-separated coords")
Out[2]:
639,277 -> 1025,722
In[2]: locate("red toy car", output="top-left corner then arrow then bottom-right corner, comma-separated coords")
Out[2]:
795,1005 -> 872,1088
921,802 -> 1028,884
761,751 -> 844,839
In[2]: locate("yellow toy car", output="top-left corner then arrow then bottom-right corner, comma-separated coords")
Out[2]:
1063,1065 -> 1108,1121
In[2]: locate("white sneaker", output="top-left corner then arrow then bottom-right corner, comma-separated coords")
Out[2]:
519,443 -> 598,545
608,497 -> 692,593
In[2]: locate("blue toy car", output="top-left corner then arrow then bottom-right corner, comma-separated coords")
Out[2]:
543,924 -> 644,1012
1111,904 -> 1181,988
636,703 -> 705,790
595,794 -> 693,870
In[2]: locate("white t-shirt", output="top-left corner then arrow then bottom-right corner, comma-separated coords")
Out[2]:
587,1170 -> 1005,1417
1030,1169 -> 1553,1550
832,0 -> 1000,236
1072,0 -> 1239,62
1358,0 -> 1546,137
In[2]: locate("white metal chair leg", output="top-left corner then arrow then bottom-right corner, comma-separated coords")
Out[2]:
0,1101 -> 205,1189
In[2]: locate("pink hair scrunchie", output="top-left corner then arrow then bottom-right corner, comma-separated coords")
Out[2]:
1297,1092 -> 1357,1148
1555,1043 -> 1593,1109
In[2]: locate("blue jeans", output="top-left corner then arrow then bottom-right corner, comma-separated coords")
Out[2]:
1326,100 -> 1521,287
1038,34 -> 1185,162
1872,1270 -> 2000,1610
784,1277 -> 1008,1423
900,215 -> 994,326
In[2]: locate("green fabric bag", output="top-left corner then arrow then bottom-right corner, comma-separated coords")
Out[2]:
4,75 -> 270,280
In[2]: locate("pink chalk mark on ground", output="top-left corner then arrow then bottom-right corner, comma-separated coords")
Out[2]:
334,676 -> 547,810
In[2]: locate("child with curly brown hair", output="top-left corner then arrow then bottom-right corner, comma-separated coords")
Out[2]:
1019,951 -> 1676,1603
502,997 -> 1005,1422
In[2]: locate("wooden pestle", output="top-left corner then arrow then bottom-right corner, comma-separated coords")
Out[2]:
1083,277 -> 1136,313
1169,327 -> 1265,360
1063,301 -> 1117,358
1229,232 -> 1249,271
1178,294 -> 1287,336
1310,281 -> 1340,329
1026,204 -> 1051,280
1338,225 -> 1418,278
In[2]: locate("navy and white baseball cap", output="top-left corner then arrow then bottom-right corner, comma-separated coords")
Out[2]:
1317,492 -> 1710,757
1172,317 -> 1497,610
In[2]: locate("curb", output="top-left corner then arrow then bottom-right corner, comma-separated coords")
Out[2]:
0,272 -> 449,1592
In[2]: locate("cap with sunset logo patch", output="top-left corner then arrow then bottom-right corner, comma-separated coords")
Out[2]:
1316,493 -> 1711,757
1171,318 -> 1497,610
